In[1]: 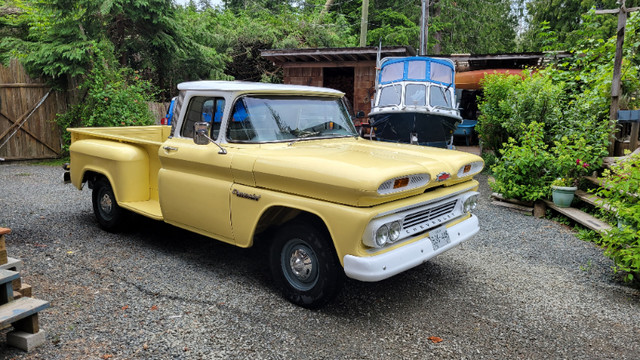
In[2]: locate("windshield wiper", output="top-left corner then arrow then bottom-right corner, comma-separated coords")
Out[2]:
438,85 -> 450,107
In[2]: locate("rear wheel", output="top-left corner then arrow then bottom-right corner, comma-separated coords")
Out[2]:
92,177 -> 128,232
270,220 -> 343,308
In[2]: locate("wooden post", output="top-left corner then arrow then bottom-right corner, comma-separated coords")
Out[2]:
595,1 -> 640,155
630,120 -> 639,151
0,228 -> 9,265
359,0 -> 369,47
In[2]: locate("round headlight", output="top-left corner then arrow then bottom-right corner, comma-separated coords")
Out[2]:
389,221 -> 402,242
464,195 -> 478,212
375,225 -> 389,247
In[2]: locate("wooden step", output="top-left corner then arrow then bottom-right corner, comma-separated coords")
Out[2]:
543,200 -> 612,233
575,190 -> 614,212
0,297 -> 50,332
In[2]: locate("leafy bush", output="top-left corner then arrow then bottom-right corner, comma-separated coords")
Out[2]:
477,72 -> 564,152
56,48 -> 156,154
490,122 -> 555,201
550,135 -> 603,187
597,152 -> 640,282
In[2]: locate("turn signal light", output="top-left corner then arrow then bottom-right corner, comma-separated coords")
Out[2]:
393,177 -> 409,189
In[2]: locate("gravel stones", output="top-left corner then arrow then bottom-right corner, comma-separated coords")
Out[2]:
0,163 -> 639,359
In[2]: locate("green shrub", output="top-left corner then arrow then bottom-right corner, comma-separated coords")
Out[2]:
56,49 -> 156,154
477,72 -> 564,152
490,122 -> 555,201
597,152 -> 640,282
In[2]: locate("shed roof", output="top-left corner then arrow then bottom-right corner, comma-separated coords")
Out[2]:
261,46 -> 416,64
261,47 -> 570,71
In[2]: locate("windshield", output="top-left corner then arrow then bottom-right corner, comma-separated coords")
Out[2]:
226,96 -> 357,142
378,84 -> 403,107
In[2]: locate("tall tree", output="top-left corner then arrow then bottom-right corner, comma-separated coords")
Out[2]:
521,0 -> 640,51
325,0 -> 518,54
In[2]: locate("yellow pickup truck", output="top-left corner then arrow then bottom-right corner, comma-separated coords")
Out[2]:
66,81 -> 483,308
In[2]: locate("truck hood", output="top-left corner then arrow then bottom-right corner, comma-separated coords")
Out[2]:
245,138 -> 482,207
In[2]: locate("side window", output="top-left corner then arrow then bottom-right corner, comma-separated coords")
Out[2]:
227,100 -> 255,141
181,96 -> 224,139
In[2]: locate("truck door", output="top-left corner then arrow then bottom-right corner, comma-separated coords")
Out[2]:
158,96 -> 235,244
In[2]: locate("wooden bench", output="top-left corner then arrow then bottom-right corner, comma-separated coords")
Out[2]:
0,297 -> 50,334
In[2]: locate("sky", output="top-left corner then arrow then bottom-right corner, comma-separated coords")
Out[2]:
174,0 -> 223,7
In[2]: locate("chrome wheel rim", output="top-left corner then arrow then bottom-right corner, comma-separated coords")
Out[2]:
281,239 -> 318,291
98,190 -> 114,220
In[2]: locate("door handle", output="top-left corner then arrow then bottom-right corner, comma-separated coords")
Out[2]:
163,146 -> 178,151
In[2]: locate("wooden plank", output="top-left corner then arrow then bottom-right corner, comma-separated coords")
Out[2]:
0,257 -> 23,273
0,297 -> 50,329
491,193 -> 534,207
0,83 -> 48,88
0,270 -> 19,304
491,200 -> 533,214
575,190 -> 614,212
0,231 -> 6,264
543,200 -> 612,233
0,269 -> 20,285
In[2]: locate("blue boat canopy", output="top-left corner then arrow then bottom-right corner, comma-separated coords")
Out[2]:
379,57 -> 455,86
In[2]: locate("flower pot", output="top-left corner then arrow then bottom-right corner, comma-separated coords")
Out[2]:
551,185 -> 577,208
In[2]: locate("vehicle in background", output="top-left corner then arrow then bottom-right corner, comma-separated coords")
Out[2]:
365,56 -> 461,149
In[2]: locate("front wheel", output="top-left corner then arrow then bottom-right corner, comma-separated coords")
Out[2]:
92,177 -> 129,232
270,221 -> 344,309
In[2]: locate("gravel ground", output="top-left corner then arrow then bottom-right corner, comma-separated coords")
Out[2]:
0,162 -> 639,359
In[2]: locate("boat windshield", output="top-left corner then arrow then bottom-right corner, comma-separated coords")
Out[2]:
405,84 -> 427,106
430,85 -> 452,108
226,96 -> 357,142
378,84 -> 403,107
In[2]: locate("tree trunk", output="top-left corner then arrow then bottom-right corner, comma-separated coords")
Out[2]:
433,1 -> 442,54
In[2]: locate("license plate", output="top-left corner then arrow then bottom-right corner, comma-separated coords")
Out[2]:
430,226 -> 450,250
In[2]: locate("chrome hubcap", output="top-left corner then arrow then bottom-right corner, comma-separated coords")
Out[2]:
289,248 -> 313,281
100,193 -> 113,214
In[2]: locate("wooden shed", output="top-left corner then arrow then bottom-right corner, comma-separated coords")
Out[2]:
261,46 -> 416,117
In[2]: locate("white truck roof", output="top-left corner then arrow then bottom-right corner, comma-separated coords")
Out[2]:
177,81 -> 344,96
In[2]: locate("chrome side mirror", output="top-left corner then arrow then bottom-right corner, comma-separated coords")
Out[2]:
194,122 -> 210,145
193,122 -> 227,154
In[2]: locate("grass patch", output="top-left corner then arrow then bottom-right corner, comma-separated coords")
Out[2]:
32,157 -> 70,167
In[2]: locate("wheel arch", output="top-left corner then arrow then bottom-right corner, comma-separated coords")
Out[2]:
252,206 -> 332,245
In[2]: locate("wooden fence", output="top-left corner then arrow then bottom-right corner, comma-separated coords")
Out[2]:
0,59 -> 66,161
0,60 -> 171,161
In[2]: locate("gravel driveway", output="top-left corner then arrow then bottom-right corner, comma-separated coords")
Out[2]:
0,162 -> 639,359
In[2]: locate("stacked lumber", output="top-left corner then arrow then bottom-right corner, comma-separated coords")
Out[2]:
0,228 -> 50,352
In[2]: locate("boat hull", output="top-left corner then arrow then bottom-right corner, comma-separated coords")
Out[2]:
368,112 -> 461,148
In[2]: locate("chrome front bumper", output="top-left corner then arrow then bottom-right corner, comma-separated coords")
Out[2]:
343,214 -> 479,282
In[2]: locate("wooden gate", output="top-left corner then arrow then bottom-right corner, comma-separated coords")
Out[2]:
0,59 -> 65,161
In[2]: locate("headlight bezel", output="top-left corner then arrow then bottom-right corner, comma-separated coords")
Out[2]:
377,173 -> 431,195
456,161 -> 484,178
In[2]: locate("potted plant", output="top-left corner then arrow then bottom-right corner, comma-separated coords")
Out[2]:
550,137 -> 594,207
550,177 -> 578,207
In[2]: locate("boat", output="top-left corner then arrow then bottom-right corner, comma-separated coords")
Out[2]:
366,56 -> 461,148
455,68 -> 527,90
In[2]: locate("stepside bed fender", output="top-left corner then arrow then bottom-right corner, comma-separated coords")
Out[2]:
69,139 -> 150,202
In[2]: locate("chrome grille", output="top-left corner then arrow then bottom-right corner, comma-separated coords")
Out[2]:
402,199 -> 458,231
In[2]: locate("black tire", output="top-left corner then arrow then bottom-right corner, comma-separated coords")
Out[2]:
269,220 -> 344,309
92,177 -> 128,232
